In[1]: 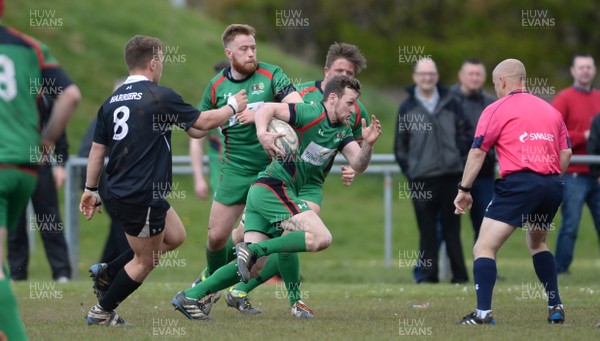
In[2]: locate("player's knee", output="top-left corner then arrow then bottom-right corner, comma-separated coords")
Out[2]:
133,254 -> 158,273
171,228 -> 186,248
314,229 -> 332,251
473,242 -> 485,258
206,224 -> 229,249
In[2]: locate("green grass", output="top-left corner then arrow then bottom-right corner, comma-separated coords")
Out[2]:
15,173 -> 600,340
14,279 -> 600,341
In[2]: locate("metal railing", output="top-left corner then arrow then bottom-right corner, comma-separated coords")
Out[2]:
63,154 -> 599,278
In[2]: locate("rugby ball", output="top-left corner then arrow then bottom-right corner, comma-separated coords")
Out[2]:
267,118 -> 298,155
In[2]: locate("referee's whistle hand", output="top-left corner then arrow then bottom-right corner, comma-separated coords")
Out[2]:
453,192 -> 472,215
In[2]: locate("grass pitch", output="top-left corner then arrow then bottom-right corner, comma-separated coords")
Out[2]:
15,276 -> 600,341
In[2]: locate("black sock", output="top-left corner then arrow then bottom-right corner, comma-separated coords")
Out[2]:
99,268 -> 141,311
532,251 -> 562,307
107,248 -> 134,279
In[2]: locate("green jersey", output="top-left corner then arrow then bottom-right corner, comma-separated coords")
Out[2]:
198,62 -> 297,172
296,80 -> 370,186
258,102 -> 354,195
0,26 -> 73,165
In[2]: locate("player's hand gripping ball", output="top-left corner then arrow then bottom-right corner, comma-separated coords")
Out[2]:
267,118 -> 298,157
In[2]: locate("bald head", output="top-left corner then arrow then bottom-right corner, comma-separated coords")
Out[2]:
491,59 -> 527,98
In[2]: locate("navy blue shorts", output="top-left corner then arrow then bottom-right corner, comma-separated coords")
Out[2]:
107,198 -> 171,237
485,172 -> 563,229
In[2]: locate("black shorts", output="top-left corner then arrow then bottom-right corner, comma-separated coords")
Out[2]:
107,198 -> 170,237
485,172 -> 563,229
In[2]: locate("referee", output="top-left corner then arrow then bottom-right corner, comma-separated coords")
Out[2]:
454,59 -> 572,325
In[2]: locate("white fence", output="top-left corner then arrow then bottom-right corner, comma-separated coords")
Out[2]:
62,154 -> 598,278
63,154 -> 399,278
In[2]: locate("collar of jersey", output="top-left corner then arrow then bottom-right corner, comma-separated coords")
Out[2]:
226,67 -> 256,83
316,80 -> 324,94
124,75 -> 150,84
508,89 -> 528,95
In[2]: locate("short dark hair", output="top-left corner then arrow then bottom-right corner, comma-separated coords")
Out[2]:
323,75 -> 361,100
325,42 -> 367,74
222,24 -> 256,48
460,58 -> 486,72
124,35 -> 163,71
461,58 -> 484,67
213,60 -> 229,74
572,53 -> 594,66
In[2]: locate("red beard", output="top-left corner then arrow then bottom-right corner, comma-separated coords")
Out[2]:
232,56 -> 258,76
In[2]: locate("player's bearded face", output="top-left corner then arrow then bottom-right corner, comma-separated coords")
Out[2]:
232,54 -> 257,76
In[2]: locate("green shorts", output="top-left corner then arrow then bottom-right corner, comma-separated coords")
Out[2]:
0,167 -> 37,231
297,181 -> 324,207
245,177 -> 312,238
213,163 -> 261,205
208,158 -> 222,198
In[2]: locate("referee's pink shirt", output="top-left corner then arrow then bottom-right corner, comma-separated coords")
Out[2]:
472,90 -> 571,178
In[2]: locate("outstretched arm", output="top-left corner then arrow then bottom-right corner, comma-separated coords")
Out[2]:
192,90 -> 247,130
340,115 -> 382,173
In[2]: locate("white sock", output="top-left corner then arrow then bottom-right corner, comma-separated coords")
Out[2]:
476,309 -> 492,319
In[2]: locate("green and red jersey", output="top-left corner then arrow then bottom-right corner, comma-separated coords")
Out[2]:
0,26 -> 73,165
295,79 -> 369,185
259,102 -> 354,195
197,62 -> 296,172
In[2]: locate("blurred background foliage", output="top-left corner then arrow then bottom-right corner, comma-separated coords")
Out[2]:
189,0 -> 600,88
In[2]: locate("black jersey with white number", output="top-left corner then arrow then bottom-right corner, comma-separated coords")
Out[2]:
93,77 -> 200,205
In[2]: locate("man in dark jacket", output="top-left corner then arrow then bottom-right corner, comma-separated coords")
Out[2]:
394,58 -> 471,284
451,59 -> 497,241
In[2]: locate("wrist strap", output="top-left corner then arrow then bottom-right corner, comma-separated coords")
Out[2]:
227,95 -> 239,112
227,104 -> 236,116
85,184 -> 98,191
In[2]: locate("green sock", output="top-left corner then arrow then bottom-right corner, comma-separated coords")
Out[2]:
184,262 -> 239,299
205,245 -> 227,276
233,254 -> 280,294
224,235 -> 236,264
249,231 -> 307,257
278,253 -> 301,307
0,278 -> 28,341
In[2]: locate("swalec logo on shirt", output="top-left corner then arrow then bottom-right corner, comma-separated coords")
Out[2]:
519,132 -> 529,142
519,131 -> 554,143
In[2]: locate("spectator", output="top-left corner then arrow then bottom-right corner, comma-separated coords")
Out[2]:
394,58 -> 471,284
451,58 -> 497,241
552,54 -> 600,274
8,95 -> 72,282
